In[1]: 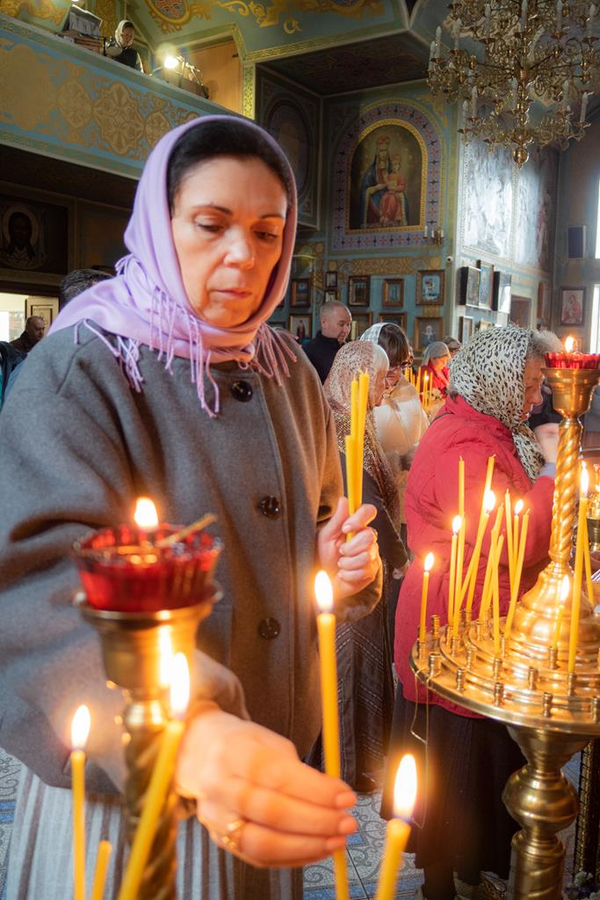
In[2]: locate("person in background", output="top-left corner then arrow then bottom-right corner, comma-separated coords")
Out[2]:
443,335 -> 462,356
383,326 -> 561,900
10,316 -> 45,355
104,20 -> 143,71
419,340 -> 451,397
59,268 -> 112,311
310,340 -> 406,793
303,300 -> 352,382
361,322 -> 428,640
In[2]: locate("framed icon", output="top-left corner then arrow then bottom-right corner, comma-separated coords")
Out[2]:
560,287 -> 585,326
290,278 -> 311,308
459,266 -> 481,307
325,270 -> 338,289
477,261 -> 494,309
288,313 -> 311,341
350,312 -> 373,339
414,316 -> 444,353
348,275 -> 370,307
417,269 -> 445,305
378,312 -> 407,331
382,278 -> 405,307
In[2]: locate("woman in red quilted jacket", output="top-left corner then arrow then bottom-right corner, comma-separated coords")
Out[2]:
382,326 -> 561,900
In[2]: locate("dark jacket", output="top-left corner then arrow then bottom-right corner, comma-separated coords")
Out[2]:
0,342 -> 25,405
302,331 -> 342,383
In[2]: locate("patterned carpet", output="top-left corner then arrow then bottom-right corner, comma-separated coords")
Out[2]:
0,747 -> 579,900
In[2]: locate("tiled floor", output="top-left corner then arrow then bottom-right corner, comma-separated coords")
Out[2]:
304,756 -> 581,900
304,791 -> 423,899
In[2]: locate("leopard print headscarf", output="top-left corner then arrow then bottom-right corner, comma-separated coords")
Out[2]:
449,325 -> 546,482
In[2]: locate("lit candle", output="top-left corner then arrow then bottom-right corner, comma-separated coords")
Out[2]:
454,459 -> 466,632
374,754 -> 417,900
448,516 -> 462,628
565,335 -> 575,353
504,490 -> 514,586
315,572 -> 350,900
492,535 -> 505,656
117,654 -> 190,900
71,704 -> 91,900
419,552 -> 435,643
513,499 -> 524,567
552,575 -> 570,650
484,455 -> 495,497
91,841 -> 112,900
504,510 -> 529,641
134,496 -> 159,545
568,465 -> 589,673
479,509 -> 504,622
463,490 -> 497,617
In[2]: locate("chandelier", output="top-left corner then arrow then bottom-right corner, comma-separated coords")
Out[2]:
427,0 -> 599,166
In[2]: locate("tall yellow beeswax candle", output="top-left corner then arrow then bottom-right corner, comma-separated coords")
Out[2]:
569,466 -> 589,674
464,491 -> 496,617
504,510 -> 529,641
71,704 -> 91,900
492,535 -> 505,657
504,490 -> 514,586
448,516 -> 462,628
91,841 -> 112,900
315,572 -> 350,900
419,553 -> 435,643
374,755 -> 417,900
117,655 -> 190,900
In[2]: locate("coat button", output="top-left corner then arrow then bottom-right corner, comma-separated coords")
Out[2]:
258,617 -> 281,640
258,496 -> 281,518
230,380 -> 253,402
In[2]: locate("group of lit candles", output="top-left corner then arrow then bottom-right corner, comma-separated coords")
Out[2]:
69,651 -> 190,900
418,454 -> 597,668
404,367 -> 435,412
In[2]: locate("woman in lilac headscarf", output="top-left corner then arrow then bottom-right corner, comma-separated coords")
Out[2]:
0,116 -> 382,899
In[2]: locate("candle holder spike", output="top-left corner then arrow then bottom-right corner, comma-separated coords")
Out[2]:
411,361 -> 600,899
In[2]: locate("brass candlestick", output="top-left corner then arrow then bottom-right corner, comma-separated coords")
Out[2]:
80,595 -> 218,900
411,364 -> 600,900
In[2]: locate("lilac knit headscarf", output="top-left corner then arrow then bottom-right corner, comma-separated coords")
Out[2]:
50,115 -> 298,415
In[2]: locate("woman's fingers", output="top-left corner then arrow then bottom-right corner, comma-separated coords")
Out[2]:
200,774 -> 357,837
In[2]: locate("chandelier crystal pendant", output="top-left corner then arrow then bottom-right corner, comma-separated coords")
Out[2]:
428,0 -> 599,166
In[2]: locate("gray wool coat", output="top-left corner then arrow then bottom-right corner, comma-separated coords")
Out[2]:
0,325 -> 381,795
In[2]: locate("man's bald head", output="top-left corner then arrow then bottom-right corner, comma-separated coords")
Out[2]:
320,301 -> 352,344
25,316 -> 46,344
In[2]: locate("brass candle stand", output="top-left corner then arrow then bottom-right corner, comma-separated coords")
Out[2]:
80,594 -> 219,899
411,365 -> 600,900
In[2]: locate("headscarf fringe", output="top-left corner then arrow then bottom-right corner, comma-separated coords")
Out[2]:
78,321 -> 144,394
250,325 -> 297,385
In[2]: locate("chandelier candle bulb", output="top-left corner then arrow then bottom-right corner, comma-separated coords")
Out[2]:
568,465 -> 590,673
314,571 -> 350,900
374,755 -> 417,900
91,841 -> 112,900
117,654 -> 190,900
448,516 -> 462,629
419,553 -> 435,643
70,704 -> 91,900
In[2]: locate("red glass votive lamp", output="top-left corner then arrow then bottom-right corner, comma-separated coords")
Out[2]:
73,524 -> 222,613
545,351 -> 600,369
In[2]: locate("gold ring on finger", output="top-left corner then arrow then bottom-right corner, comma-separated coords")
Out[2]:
220,817 -> 247,855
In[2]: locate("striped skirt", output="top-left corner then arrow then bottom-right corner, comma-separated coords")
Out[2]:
6,767 -> 302,899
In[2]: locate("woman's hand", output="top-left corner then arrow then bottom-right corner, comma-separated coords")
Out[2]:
534,423 -> 559,463
317,497 -> 381,602
176,707 -> 358,868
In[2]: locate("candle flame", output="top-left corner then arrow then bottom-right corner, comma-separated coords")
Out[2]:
565,335 -> 575,353
159,630 -> 174,688
134,497 -> 159,530
514,499 -> 524,516
484,490 -> 496,512
170,653 -> 190,719
71,704 -> 91,751
581,461 -> 589,496
424,372 -> 429,383
424,552 -> 434,573
315,570 -> 334,613
452,515 -> 462,534
561,574 -> 570,602
393,754 -> 418,820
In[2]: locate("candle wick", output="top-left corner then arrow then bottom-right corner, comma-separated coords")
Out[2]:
154,513 -> 217,549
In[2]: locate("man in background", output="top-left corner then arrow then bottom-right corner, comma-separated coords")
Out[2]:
10,316 -> 45,355
303,300 -> 352,383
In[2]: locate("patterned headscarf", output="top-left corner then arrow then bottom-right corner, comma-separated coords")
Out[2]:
449,325 -> 546,481
50,116 -> 297,416
324,341 -> 400,521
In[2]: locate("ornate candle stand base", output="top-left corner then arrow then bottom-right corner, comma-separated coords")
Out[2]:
411,365 -> 600,900
80,593 -> 219,900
